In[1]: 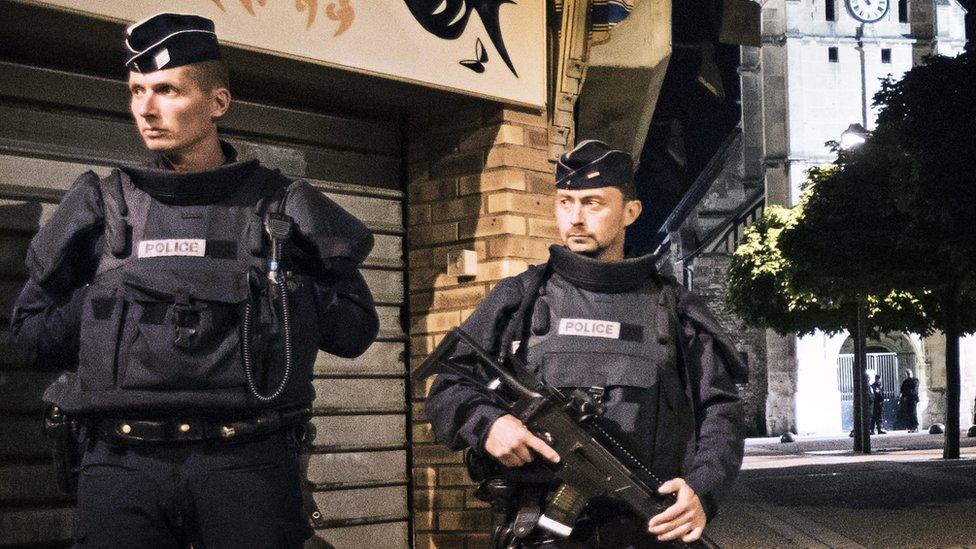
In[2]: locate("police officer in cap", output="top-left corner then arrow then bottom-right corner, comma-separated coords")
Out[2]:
425,140 -> 746,547
11,13 -> 378,548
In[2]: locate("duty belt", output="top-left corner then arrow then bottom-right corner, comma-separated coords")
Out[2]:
94,407 -> 312,444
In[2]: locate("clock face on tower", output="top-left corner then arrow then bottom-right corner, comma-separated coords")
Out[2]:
846,0 -> 890,23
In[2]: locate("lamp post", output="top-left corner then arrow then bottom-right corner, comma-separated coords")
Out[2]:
855,25 -> 868,131
839,122 -> 871,454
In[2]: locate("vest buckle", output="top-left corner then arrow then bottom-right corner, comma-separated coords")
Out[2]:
172,290 -> 199,348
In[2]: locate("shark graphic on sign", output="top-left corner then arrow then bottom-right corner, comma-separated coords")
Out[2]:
403,0 -> 518,77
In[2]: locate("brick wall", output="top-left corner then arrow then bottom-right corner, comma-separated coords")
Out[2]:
407,102 -> 559,548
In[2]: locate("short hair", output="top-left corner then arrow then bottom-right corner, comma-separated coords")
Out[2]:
182,59 -> 230,92
619,180 -> 638,202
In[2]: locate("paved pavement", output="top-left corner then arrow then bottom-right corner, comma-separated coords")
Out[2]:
706,431 -> 976,548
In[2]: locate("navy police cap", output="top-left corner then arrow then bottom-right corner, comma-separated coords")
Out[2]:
555,140 -> 633,190
125,13 -> 221,73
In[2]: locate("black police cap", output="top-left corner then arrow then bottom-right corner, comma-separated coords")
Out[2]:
555,140 -> 633,190
125,13 -> 221,73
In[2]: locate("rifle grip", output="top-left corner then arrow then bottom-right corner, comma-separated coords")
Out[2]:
537,482 -> 588,537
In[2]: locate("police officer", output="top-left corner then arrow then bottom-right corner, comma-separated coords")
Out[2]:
11,13 -> 378,548
871,374 -> 887,434
425,140 -> 746,547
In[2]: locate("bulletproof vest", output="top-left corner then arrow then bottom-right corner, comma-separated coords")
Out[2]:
521,247 -> 696,482
53,162 -> 319,415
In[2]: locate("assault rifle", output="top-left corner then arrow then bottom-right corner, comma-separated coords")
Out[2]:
416,329 -> 711,547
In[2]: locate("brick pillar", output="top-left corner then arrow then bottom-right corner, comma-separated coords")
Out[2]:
407,102 -> 558,548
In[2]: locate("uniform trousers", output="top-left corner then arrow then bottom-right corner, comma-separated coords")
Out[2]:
73,429 -> 311,548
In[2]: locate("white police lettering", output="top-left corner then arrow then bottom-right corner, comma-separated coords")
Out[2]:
558,318 -> 621,339
137,239 -> 206,258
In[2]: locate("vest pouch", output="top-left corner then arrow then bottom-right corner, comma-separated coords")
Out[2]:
541,352 -> 666,476
542,352 -> 662,432
118,262 -> 251,391
78,284 -> 125,391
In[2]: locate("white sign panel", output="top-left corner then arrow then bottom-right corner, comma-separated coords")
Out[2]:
25,0 -> 546,107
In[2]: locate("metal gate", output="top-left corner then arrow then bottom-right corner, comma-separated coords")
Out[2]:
837,352 -> 915,430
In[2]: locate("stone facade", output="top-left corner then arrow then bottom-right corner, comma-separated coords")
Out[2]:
920,333 -> 976,430
407,102 -> 559,548
687,255 -> 769,436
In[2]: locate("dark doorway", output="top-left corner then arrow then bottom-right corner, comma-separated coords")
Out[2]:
626,0 -> 743,255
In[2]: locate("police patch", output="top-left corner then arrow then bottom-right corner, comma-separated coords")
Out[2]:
558,318 -> 621,339
154,48 -> 171,69
138,239 -> 206,258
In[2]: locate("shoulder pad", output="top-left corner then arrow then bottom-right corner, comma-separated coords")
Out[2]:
25,171 -> 105,288
656,273 -> 682,289
677,289 -> 750,384
489,274 -> 529,305
284,179 -> 374,268
514,262 -> 548,293
455,274 -> 528,355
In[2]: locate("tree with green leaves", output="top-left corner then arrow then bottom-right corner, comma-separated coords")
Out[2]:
866,50 -> 976,459
727,172 -> 930,450
727,201 -> 848,337
778,143 -> 932,337
779,141 -> 934,452
731,50 -> 976,457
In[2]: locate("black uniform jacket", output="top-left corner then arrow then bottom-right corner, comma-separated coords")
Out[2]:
10,143 -> 378,411
425,246 -> 745,520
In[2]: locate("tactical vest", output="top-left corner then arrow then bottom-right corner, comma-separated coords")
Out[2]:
50,163 -> 319,415
518,251 -> 697,484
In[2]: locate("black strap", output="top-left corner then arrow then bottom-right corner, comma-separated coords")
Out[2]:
96,170 -> 153,266
496,262 -> 553,391
663,285 -> 700,429
101,170 -> 129,217
250,169 -> 291,257
99,171 -> 130,257
511,486 -> 544,539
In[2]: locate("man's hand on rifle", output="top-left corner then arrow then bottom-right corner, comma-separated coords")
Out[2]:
484,414 -> 561,467
647,478 -> 706,543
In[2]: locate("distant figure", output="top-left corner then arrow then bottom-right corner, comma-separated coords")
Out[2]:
896,370 -> 920,432
870,374 -> 887,434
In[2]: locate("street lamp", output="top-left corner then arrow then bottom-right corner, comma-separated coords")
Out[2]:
839,122 -> 871,454
840,123 -> 868,150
